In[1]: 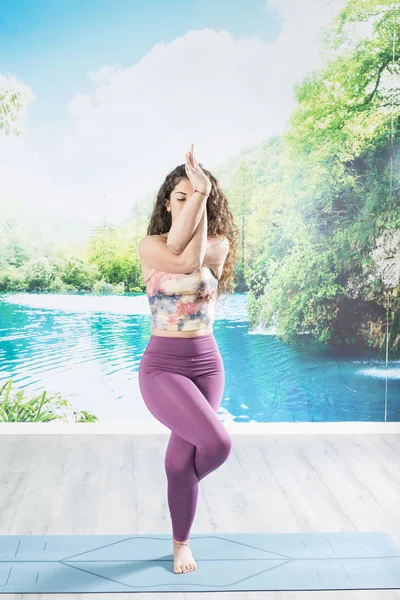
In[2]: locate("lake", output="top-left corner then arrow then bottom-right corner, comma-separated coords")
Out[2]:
0,292 -> 399,423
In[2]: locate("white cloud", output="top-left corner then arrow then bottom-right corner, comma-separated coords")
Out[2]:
0,0 -> 347,232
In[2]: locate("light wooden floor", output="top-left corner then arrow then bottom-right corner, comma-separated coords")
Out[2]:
0,433 -> 399,600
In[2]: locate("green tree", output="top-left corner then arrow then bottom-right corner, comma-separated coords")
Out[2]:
227,162 -> 258,290
249,0 -> 400,351
0,80 -> 22,136
87,219 -> 142,291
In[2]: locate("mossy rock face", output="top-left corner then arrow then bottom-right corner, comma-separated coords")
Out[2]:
371,230 -> 400,290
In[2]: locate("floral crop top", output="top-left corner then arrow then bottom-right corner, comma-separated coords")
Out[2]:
145,263 -> 219,331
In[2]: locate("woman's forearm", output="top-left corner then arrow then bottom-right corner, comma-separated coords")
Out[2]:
166,190 -> 208,253
170,199 -> 208,267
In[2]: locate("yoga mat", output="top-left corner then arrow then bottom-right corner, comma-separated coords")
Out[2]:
0,532 -> 399,593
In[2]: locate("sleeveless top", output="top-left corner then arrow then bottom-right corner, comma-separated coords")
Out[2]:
145,262 -> 219,331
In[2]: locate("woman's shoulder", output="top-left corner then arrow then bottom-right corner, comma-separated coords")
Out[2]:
140,234 -> 166,244
143,233 -> 168,240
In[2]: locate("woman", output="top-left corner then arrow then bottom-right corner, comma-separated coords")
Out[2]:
138,143 -> 238,574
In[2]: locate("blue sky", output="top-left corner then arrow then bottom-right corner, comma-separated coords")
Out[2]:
0,0 -> 341,231
0,0 -> 281,137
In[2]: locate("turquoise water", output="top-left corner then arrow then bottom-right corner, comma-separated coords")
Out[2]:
0,292 -> 398,423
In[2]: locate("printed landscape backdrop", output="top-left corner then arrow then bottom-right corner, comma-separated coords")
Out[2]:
0,0 -> 399,424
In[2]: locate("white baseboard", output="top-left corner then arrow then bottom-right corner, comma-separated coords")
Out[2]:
0,422 -> 399,434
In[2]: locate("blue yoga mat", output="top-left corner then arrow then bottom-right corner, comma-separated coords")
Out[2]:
0,532 -> 399,593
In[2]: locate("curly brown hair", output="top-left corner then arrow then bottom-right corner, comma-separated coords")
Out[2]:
146,163 -> 239,300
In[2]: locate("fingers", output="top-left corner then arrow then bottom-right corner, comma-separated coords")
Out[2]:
185,153 -> 193,170
185,153 -> 194,184
187,144 -> 197,169
186,153 -> 196,172
185,144 -> 199,180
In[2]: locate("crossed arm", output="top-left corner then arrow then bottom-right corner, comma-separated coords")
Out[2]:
166,191 -> 228,267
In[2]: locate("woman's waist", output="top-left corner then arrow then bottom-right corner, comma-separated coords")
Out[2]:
145,329 -> 218,357
150,323 -> 213,338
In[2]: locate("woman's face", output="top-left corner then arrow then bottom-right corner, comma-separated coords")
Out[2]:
166,178 -> 194,224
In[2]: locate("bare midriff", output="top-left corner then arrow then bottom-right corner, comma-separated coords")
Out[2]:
150,324 -> 213,338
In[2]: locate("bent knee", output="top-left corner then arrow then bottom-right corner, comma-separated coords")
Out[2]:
222,433 -> 232,457
208,431 -> 232,458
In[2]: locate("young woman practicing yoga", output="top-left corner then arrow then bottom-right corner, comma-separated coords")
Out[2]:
138,143 -> 237,574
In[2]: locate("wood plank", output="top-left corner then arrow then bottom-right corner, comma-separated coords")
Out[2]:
0,433 -> 399,599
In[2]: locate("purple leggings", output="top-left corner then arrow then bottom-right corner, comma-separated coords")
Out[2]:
138,331 -> 232,542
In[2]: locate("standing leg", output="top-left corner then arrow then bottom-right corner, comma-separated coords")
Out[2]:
164,357 -> 228,543
138,367 -> 231,542
164,433 -> 198,541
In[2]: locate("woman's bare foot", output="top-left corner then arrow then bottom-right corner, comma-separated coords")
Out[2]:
173,537 -> 197,574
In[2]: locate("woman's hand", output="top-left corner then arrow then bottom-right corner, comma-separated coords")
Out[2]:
185,143 -> 212,194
